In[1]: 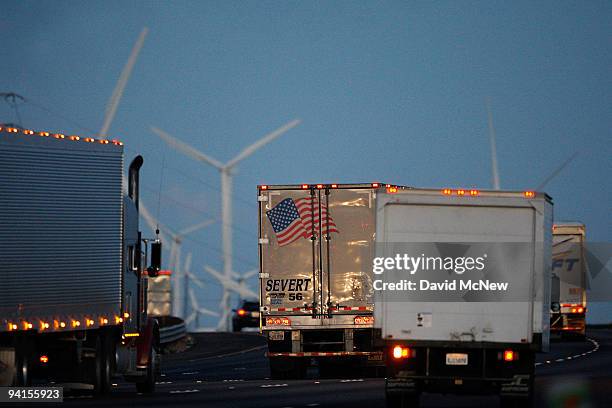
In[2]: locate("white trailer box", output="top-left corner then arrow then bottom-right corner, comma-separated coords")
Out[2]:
375,188 -> 552,405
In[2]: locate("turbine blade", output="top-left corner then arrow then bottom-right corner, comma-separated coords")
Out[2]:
151,126 -> 224,169
225,119 -> 301,168
178,219 -> 215,237
536,152 -> 579,191
486,98 -> 501,190
100,27 -> 148,139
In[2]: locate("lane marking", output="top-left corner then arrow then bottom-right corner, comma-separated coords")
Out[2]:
536,337 -> 599,366
169,389 -> 200,394
260,383 -> 288,388
188,344 -> 268,363
340,379 -> 364,383
182,371 -> 199,375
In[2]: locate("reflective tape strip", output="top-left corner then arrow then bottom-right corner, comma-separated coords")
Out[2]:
268,351 -> 377,357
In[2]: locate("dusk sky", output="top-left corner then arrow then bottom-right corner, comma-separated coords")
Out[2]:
2,1 -> 610,324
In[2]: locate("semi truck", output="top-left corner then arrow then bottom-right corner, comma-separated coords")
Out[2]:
550,222 -> 587,339
375,187 -> 552,407
257,183 -> 395,378
0,126 -> 161,393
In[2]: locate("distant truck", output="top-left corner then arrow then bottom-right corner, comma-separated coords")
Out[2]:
257,183 -> 392,378
375,187 -> 552,407
0,126 -> 161,393
550,222 -> 587,339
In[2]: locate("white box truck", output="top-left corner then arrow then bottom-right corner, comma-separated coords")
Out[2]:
550,222 -> 587,338
257,183 -> 395,378
374,187 -> 552,407
0,126 -> 162,393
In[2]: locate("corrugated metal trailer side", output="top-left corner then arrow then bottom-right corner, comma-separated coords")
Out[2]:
0,130 -> 123,327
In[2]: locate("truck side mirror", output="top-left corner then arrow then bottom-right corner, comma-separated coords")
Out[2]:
147,241 -> 162,277
551,302 -> 560,313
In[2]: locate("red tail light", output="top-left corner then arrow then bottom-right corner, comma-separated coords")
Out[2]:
237,309 -> 247,316
40,355 -> 49,364
266,317 -> 291,326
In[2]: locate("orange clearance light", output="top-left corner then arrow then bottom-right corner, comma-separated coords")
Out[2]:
301,184 -> 309,189
59,321 -> 66,328
260,185 -> 268,190
100,317 -> 109,325
111,139 -> 123,146
54,133 -> 65,139
331,184 -> 338,188
86,319 -> 95,327
71,320 -> 81,328
69,135 -> 80,141
23,129 -> 34,135
387,186 -> 398,193
457,189 -> 466,196
115,316 -> 123,324
265,317 -> 291,326
392,345 -> 410,359
524,191 -> 535,198
371,183 -> 380,188
237,309 -> 247,316
40,321 -> 50,330
503,350 -> 515,362
99,139 -> 109,144
8,323 -> 17,331
38,131 -> 50,137
442,188 -> 452,195
8,127 -> 18,133
40,355 -> 49,364
23,322 -> 33,330
469,189 -> 479,196
123,312 -> 130,319
316,184 -> 324,189
84,137 -> 95,143
354,316 -> 374,325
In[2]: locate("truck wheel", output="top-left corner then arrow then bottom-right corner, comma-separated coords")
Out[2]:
14,339 -> 33,386
136,346 -> 158,393
95,333 -> 114,395
386,392 -> 420,408
14,351 -> 30,386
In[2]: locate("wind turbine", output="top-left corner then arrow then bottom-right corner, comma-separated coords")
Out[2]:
157,219 -> 215,318
151,119 -> 301,330
484,98 -> 578,191
181,253 -> 219,330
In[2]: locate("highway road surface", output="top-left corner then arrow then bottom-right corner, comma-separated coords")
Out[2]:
57,328 -> 611,407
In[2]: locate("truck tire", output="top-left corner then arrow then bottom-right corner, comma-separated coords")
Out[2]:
136,346 -> 158,393
269,358 -> 305,380
13,338 -> 33,386
94,333 -> 114,395
386,391 -> 420,408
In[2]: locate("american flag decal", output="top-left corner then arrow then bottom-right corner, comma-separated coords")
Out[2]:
266,196 -> 339,247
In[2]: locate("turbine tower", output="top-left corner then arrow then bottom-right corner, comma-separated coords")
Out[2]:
151,119 -> 301,330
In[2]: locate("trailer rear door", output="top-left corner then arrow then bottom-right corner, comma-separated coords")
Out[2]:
259,186 -> 376,321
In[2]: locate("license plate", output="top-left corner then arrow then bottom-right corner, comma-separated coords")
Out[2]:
252,311 -> 260,318
446,353 -> 468,365
269,331 -> 284,341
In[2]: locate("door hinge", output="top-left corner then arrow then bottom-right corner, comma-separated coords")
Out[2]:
258,195 -> 268,202
259,273 -> 270,279
259,238 -> 269,244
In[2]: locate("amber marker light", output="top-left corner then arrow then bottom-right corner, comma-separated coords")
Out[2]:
524,191 -> 535,198
442,188 -> 452,195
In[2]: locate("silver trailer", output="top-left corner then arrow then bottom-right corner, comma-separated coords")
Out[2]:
0,126 -> 161,393
258,183 -> 390,378
550,222 -> 587,338
375,187 -> 552,407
